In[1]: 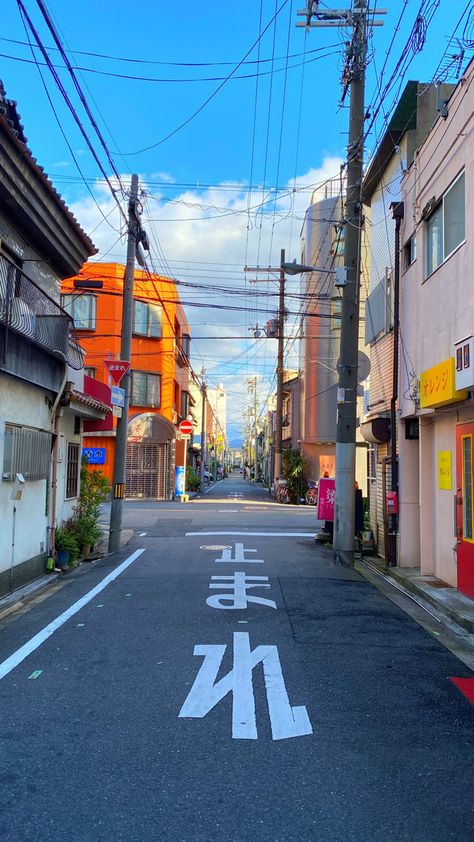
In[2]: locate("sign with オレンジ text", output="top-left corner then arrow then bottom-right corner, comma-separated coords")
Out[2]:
420,358 -> 468,409
438,450 -> 452,490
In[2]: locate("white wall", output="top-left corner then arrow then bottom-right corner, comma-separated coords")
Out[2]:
0,374 -> 52,573
56,409 -> 82,525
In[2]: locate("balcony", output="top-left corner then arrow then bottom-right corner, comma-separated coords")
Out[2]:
0,254 -> 81,368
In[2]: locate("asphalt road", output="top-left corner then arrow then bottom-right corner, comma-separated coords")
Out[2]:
0,474 -> 473,841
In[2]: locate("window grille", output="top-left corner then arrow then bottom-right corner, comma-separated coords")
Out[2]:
2,424 -> 51,481
66,442 -> 80,498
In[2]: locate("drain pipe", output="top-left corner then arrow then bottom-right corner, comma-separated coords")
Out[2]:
389,202 -> 404,567
49,367 -> 71,556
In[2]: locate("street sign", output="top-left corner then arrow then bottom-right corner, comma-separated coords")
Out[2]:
82,447 -> 106,465
178,419 -> 193,435
104,359 -> 131,385
111,386 -> 125,407
112,405 -> 123,418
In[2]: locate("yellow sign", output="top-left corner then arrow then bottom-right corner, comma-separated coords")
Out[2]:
438,450 -> 452,490
420,358 -> 468,409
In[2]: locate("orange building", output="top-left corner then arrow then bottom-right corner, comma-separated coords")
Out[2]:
61,262 -> 191,499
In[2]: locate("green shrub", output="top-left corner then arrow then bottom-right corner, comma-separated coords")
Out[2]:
186,465 -> 200,491
281,449 -> 307,503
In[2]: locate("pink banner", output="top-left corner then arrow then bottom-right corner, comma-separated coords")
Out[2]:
317,478 -> 336,521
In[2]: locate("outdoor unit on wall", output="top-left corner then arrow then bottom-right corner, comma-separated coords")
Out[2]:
454,336 -> 474,390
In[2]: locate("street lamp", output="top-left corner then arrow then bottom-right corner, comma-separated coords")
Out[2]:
281,260 -> 347,286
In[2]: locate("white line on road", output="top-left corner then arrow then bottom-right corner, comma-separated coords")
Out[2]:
139,532 -> 147,536
186,532 -> 315,537
0,548 -> 145,681
218,509 -> 239,512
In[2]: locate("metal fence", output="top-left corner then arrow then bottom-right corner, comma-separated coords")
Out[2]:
0,254 -> 82,368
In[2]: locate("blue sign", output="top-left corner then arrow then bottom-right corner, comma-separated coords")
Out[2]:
175,465 -> 185,497
82,447 -> 106,465
111,386 -> 125,408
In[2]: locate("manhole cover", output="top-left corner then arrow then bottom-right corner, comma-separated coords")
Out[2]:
200,545 -> 232,551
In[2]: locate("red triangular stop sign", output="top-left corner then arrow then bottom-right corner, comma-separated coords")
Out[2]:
103,359 -> 131,385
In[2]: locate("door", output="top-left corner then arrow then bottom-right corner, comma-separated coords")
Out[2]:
455,423 -> 474,599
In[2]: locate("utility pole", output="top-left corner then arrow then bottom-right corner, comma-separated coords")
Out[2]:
199,368 -> 207,491
274,248 -> 285,487
244,254 -> 285,490
247,377 -> 259,480
333,0 -> 368,566
296,2 -> 384,565
108,175 -> 139,553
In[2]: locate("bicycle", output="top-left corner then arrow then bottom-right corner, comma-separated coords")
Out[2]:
276,482 -> 289,504
305,481 -> 318,506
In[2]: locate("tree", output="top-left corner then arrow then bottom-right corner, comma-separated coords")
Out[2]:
281,449 -> 307,503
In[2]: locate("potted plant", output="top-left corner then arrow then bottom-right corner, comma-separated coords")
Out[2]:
55,527 -> 79,570
75,513 -> 101,557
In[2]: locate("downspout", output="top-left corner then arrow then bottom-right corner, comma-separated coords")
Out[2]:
49,365 -> 70,556
389,201 -> 404,567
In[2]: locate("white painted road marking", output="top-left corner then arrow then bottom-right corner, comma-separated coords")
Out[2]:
218,509 -> 239,512
215,543 -> 264,564
0,549 -> 145,681
186,532 -> 316,537
179,632 -> 312,741
139,532 -> 147,536
207,573 -> 276,610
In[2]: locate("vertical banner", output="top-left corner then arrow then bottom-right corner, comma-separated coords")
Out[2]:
317,477 -> 336,521
175,465 -> 185,497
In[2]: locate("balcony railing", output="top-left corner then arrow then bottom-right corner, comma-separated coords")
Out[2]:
0,254 -> 82,369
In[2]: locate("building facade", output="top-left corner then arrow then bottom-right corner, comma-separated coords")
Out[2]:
62,262 -> 191,500
398,61 -> 473,598
0,81 -> 96,595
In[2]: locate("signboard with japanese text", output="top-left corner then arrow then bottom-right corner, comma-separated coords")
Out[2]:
82,447 -> 106,465
319,454 -> 335,478
420,358 -> 468,409
317,477 -> 336,521
103,359 -> 131,386
438,450 -> 452,490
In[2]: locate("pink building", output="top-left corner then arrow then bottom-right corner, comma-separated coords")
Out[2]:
399,59 -> 474,598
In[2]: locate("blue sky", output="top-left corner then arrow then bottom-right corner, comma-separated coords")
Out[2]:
1,1 -> 472,439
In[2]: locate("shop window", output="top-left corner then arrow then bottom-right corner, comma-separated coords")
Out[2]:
133,300 -> 162,338
62,294 -> 96,330
425,171 -> 465,278
131,371 -> 161,408
66,442 -> 80,498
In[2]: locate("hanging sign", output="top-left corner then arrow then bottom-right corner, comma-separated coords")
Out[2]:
104,359 -> 131,386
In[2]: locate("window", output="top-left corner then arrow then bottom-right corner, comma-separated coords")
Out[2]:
332,225 -> 344,256
425,171 -> 465,277
174,380 -> 180,412
66,443 -> 80,498
74,416 -> 81,436
2,425 -> 51,481
62,294 -> 96,330
84,367 -> 96,378
404,236 -> 417,269
182,334 -> 191,358
133,300 -> 162,338
131,371 -> 161,407
181,390 -> 190,419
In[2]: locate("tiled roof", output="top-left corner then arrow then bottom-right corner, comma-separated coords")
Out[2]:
0,79 -> 96,256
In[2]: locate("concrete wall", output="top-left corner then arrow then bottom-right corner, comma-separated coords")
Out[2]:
0,374 -> 51,590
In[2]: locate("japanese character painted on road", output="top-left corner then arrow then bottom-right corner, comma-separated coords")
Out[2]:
206,572 -> 276,610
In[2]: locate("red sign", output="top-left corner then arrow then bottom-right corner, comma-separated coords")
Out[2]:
317,477 -> 336,521
178,419 -> 193,435
103,359 -> 131,385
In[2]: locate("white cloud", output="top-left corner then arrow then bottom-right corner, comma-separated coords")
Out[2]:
69,155 -> 344,439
